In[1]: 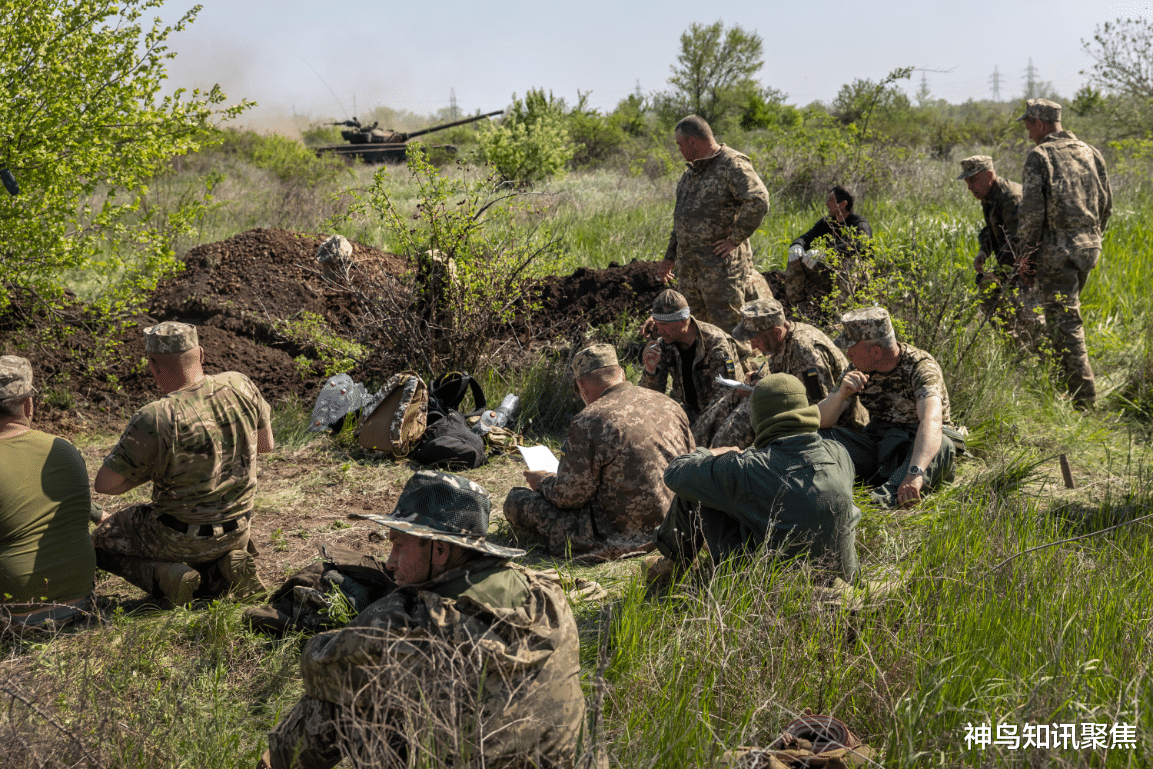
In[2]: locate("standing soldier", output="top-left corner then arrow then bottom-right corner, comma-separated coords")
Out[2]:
656,115 -> 773,334
640,289 -> 744,426
1017,99 -> 1112,408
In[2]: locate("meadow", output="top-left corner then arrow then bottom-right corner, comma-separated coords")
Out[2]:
3,133 -> 1151,768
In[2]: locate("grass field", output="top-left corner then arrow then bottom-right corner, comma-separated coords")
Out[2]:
3,144 -> 1151,768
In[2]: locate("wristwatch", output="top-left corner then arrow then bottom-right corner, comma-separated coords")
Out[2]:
907,465 -> 925,478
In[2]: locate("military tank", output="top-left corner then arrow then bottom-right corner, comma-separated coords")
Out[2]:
315,110 -> 504,163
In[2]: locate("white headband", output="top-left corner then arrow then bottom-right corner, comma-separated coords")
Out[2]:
652,308 -> 691,322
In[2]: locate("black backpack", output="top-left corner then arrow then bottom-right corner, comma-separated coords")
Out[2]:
410,372 -> 488,470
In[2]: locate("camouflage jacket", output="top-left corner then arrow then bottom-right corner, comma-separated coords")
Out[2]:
300,559 -> 585,766
840,343 -> 953,428
102,372 -> 271,524
978,176 -> 1023,268
765,322 -> 868,430
538,382 -> 694,540
664,145 -> 769,270
790,213 -> 873,257
1018,131 -> 1112,261
641,318 -> 743,419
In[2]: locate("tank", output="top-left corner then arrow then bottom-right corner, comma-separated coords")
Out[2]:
315,110 -> 504,163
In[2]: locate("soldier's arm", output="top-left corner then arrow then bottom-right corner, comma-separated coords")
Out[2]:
94,411 -> 157,496
1097,150 -> 1112,233
639,343 -> 670,394
536,424 -> 600,509
726,157 -> 770,244
897,396 -> 944,507
817,371 -> 866,428
93,465 -> 146,496
663,448 -> 742,511
791,218 -> 830,251
1016,152 -> 1048,252
258,424 -> 275,453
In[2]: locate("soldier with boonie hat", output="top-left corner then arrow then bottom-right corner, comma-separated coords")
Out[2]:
817,306 -> 959,509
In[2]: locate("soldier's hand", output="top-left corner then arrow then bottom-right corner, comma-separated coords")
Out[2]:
801,249 -> 825,269
712,238 -> 737,258
897,474 -> 924,508
640,317 -> 657,340
657,259 -> 675,284
838,371 -> 869,399
524,470 -> 552,491
642,341 -> 662,374
710,446 -> 741,456
788,244 -> 804,262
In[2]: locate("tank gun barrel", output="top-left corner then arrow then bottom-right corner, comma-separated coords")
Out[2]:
403,110 -> 504,141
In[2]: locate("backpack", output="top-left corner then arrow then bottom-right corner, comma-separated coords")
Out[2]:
356,371 -> 428,457
429,371 -> 487,416
410,371 -> 488,470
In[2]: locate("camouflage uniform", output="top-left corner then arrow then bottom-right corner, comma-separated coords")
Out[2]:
641,317 -> 743,423
1017,102 -> 1112,407
93,323 -> 272,599
784,213 -> 872,307
665,145 -> 772,333
504,383 -> 694,557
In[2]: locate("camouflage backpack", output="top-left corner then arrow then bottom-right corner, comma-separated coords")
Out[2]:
356,372 -> 428,457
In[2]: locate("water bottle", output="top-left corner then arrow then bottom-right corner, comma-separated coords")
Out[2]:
477,393 -> 519,434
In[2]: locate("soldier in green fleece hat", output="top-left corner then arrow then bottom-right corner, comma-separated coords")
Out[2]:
645,373 -> 860,586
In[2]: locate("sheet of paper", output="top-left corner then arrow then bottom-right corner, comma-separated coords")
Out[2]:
518,445 -> 560,473
715,374 -> 754,392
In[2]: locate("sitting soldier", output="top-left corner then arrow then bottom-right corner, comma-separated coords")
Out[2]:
640,289 -> 745,427
92,322 -> 273,606
261,470 -> 587,769
645,373 -> 860,586
0,356 -> 96,634
503,344 -> 694,559
785,185 -> 872,310
694,298 -> 868,448
818,307 -> 957,508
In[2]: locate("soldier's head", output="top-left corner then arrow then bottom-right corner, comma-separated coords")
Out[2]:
674,115 -> 718,161
827,186 -> 854,222
733,298 -> 789,355
957,156 -> 997,200
835,307 -> 899,372
1017,99 -> 1062,144
379,470 -> 524,586
0,355 -> 35,425
649,290 -> 694,344
572,344 -> 625,405
144,322 -> 204,394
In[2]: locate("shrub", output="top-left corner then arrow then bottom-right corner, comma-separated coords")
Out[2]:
476,90 -> 576,183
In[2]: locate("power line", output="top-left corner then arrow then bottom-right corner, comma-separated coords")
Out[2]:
989,66 -> 1002,101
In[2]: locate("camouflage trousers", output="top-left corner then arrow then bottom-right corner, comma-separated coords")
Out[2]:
820,423 -> 955,508
1036,248 -> 1099,408
503,488 -> 654,560
268,696 -> 348,769
92,503 -> 252,599
694,390 -> 868,450
677,252 -> 770,335
654,494 -> 861,584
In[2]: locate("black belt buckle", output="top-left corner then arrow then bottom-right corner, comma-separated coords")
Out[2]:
157,512 -> 241,537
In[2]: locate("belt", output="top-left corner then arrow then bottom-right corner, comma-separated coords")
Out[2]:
157,512 -> 242,538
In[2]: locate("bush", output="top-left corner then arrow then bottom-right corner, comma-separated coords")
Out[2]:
476,89 -> 576,183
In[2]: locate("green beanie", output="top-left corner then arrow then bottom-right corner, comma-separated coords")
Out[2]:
751,373 -> 821,448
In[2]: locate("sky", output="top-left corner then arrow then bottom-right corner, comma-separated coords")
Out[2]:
154,0 -> 1153,135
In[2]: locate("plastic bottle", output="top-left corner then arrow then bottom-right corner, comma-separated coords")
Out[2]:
476,393 -> 519,434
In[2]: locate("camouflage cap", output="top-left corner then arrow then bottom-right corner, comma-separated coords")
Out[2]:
732,298 -> 786,341
1016,98 -> 1062,123
834,307 -> 894,349
651,289 -> 691,322
956,155 -> 994,180
357,470 -> 525,559
144,322 -> 199,354
0,355 -> 34,400
572,344 -> 618,379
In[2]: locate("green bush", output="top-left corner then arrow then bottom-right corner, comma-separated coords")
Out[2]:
215,130 -> 349,187
476,89 -> 576,183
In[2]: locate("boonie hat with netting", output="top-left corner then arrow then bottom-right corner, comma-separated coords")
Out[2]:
359,470 -> 525,558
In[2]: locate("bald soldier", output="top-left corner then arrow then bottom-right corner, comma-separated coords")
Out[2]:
1017,99 -> 1112,408
693,298 -> 868,449
817,307 -> 956,508
93,322 -> 274,606
656,115 -> 772,334
503,344 -> 694,559
640,289 -> 744,426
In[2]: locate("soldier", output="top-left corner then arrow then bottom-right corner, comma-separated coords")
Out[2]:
262,470 -> 587,769
645,374 -> 860,587
0,356 -> 96,634
785,185 -> 872,309
640,289 -> 744,426
1017,99 -> 1112,408
92,322 -> 273,606
817,307 -> 957,508
655,115 -> 773,334
503,344 -> 694,559
693,298 -> 867,449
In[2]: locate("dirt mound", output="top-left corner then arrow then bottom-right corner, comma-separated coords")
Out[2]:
517,260 -> 666,339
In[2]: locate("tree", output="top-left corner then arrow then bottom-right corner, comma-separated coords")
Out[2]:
1081,17 -> 1153,134
666,20 -> 764,126
476,89 -> 575,183
830,69 -> 914,128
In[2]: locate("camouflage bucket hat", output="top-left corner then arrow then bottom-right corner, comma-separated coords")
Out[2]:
572,344 -> 618,379
651,289 -> 691,322
732,298 -> 786,342
956,155 -> 994,180
1016,98 -> 1061,123
144,322 -> 199,354
356,470 -> 525,559
0,355 -> 34,400
834,307 -> 894,349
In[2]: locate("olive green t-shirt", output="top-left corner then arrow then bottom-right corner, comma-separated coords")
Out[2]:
0,430 -> 96,604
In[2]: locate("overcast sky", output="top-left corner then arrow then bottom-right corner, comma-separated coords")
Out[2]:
156,0 -> 1153,135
